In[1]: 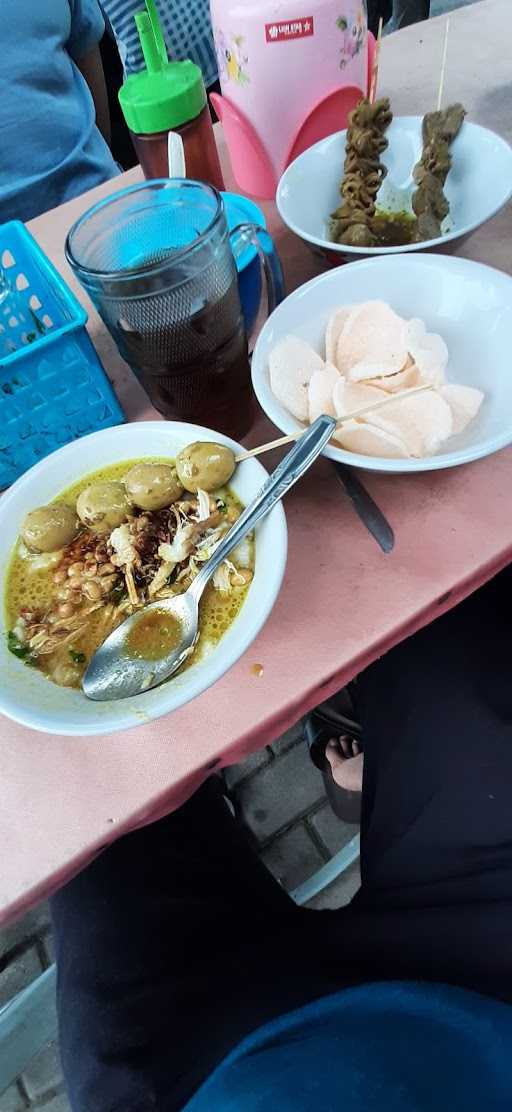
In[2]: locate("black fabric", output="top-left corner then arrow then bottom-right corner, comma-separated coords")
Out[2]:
367,0 -> 394,35
99,31 -> 137,171
51,565 -> 512,1112
393,0 -> 431,30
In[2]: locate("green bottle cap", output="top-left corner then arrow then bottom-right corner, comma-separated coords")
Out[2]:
118,1 -> 206,135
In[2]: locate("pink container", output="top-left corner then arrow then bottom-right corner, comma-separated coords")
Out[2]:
210,0 -> 373,199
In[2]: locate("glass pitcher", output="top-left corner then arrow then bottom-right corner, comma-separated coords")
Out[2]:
65,179 -> 284,440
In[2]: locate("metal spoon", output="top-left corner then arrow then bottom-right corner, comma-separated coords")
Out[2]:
82,414 -> 336,701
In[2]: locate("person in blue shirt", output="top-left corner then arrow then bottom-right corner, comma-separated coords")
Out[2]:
0,0 -> 120,225
51,564 -> 512,1111
101,0 -> 218,88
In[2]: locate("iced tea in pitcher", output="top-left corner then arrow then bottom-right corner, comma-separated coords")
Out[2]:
66,180 -> 283,441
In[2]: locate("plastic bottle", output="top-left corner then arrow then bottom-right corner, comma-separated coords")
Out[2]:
118,1 -> 224,190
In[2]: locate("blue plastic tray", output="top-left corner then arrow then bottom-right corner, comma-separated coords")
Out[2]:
0,221 -> 124,489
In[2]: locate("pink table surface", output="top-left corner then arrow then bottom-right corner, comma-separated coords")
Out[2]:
1,0 -> 511,925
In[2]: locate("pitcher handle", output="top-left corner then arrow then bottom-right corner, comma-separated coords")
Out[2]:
229,223 -> 285,317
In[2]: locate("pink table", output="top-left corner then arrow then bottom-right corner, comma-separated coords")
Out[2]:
1,0 -> 511,925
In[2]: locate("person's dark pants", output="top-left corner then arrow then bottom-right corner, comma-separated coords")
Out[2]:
51,566 -> 512,1111
393,0 -> 430,29
367,0 -> 393,35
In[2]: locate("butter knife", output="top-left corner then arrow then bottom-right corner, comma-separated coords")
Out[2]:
332,461 -> 394,553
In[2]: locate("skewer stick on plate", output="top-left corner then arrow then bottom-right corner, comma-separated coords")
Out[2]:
437,17 -> 450,112
369,17 -> 383,105
236,383 -> 434,462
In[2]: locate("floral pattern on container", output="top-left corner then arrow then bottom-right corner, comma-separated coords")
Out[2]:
215,29 -> 250,85
337,5 -> 366,69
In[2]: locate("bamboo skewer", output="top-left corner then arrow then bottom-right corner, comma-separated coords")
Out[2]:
369,16 -> 383,104
235,383 -> 433,462
436,17 -> 450,111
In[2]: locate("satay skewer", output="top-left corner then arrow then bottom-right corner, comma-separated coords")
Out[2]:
369,17 -> 382,105
235,383 -> 433,462
437,17 -> 450,112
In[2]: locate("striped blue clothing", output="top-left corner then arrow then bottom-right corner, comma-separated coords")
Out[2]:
101,0 -> 218,86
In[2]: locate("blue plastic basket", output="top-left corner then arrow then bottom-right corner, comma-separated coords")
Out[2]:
0,221 -> 125,489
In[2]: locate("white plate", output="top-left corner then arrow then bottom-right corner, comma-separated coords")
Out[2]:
0,422 -> 287,736
252,253 -> 512,474
277,117 -> 512,256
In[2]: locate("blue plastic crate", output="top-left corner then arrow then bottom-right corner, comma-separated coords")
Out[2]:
0,221 -> 125,489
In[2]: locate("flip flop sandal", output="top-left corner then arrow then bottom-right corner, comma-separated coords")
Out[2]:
305,696 -> 362,824
313,686 -> 362,745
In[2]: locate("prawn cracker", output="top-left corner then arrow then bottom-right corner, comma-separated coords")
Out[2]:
325,308 -> 351,365
337,300 -> 408,378
269,336 -> 324,421
440,384 -> 484,435
333,419 -> 411,459
308,362 -> 341,423
405,318 -> 448,385
366,390 -> 453,456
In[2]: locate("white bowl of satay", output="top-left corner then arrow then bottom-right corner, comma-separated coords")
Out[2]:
251,253 -> 512,474
276,99 -> 512,257
0,421 -> 287,736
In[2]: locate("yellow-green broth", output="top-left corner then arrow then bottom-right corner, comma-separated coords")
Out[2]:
4,458 -> 252,688
126,607 -> 184,661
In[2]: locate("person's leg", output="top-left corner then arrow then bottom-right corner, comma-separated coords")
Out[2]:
333,565 -> 512,1000
367,0 -> 394,36
53,775 -> 373,1112
392,0 -> 430,29
50,777 -> 300,1112
357,567 -> 512,902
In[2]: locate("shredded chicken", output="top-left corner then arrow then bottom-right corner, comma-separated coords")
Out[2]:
10,489 -> 251,683
230,536 -> 253,569
109,523 -> 140,605
109,524 -> 138,567
28,623 -> 88,656
124,567 -> 139,607
158,524 -> 197,565
196,488 -> 211,522
151,521 -> 213,595
212,559 -> 246,592
195,525 -> 228,562
148,560 -> 175,598
212,563 -> 231,592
